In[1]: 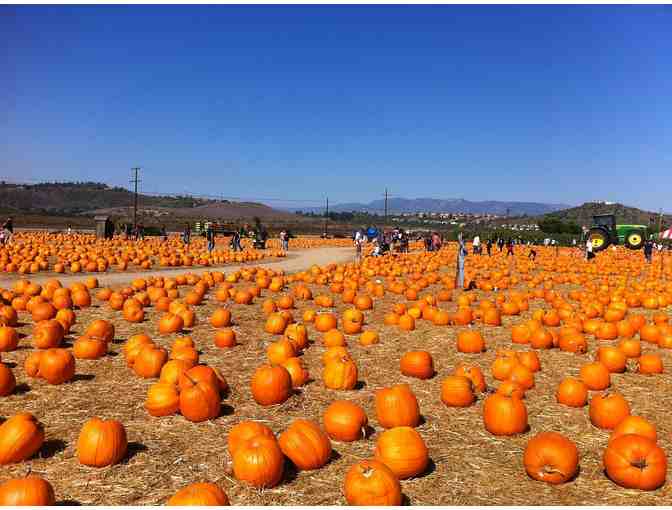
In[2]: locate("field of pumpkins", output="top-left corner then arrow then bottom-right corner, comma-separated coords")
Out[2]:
0,242 -> 670,505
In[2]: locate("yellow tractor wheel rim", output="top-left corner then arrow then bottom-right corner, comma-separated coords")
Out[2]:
590,236 -> 605,248
628,233 -> 642,245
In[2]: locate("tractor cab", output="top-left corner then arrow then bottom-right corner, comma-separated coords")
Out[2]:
592,214 -> 616,232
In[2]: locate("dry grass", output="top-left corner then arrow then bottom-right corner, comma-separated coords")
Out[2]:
1,257 -> 672,505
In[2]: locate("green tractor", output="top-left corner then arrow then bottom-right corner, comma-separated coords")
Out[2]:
587,214 -> 648,252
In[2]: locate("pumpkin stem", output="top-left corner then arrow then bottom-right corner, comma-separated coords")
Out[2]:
631,459 -> 647,470
361,466 -> 374,478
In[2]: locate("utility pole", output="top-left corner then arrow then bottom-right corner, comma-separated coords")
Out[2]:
324,197 -> 329,236
658,209 -> 664,277
130,167 -> 141,230
384,188 -> 388,226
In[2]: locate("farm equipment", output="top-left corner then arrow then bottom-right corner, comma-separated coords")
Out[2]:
587,214 -> 648,252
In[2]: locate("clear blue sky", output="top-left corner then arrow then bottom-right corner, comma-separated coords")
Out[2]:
2,6 -> 671,210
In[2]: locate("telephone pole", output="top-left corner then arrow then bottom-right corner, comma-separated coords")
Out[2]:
324,197 -> 329,236
384,188 -> 388,226
130,167 -> 141,229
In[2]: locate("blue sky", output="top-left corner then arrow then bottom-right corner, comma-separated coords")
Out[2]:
2,6 -> 671,210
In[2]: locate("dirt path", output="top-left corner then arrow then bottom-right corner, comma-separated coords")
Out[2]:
5,247 -> 355,287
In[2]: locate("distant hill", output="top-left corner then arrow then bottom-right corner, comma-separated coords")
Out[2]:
543,202 -> 672,228
0,181 -> 297,220
301,197 -> 570,216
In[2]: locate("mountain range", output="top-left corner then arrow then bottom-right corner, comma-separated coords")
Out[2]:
300,198 -> 571,216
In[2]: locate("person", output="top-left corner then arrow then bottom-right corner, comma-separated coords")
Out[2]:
67,224 -> 72,235
456,233 -> 467,289
279,229 -> 288,251
586,238 -> 594,260
506,238 -> 514,257
354,229 -> 364,263
528,247 -> 537,260
424,234 -> 433,252
432,232 -> 442,251
182,224 -> 191,246
644,237 -> 654,263
206,224 -> 215,253
230,230 -> 241,251
400,231 -> 409,253
497,237 -> 504,252
2,217 -> 13,245
160,225 -> 167,242
473,234 -> 481,255
137,223 -> 145,241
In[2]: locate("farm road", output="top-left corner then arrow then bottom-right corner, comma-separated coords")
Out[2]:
2,247 -> 355,287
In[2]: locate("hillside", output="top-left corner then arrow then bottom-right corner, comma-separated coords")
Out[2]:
0,182 -> 297,220
302,197 -> 570,216
544,202 -> 672,228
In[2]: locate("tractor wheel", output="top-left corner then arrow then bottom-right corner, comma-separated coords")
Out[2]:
588,227 -> 611,252
624,230 -> 645,250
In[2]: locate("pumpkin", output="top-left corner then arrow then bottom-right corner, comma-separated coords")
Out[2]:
523,432 -> 579,484
158,313 -> 184,335
483,393 -> 528,436
596,347 -> 627,373
440,375 -> 475,407
589,392 -> 630,430
0,413 -> 45,464
556,378 -> 588,407
517,351 -> 541,373
73,335 -> 107,359
374,426 -> 428,479
24,351 -> 42,378
210,308 -> 232,329
497,380 -> 526,399
159,359 -> 192,386
214,328 -> 237,348
491,355 -> 518,381
323,356 -> 358,390
0,326 -> 19,352
250,364 -> 293,405
85,319 -> 115,343
343,459 -> 402,506
281,357 -> 310,388
267,338 -> 296,365
77,417 -> 128,467
508,363 -> 535,390
232,436 -> 284,488
603,434 -> 667,490
323,328 -> 347,347
400,351 -> 434,379
0,476 -> 55,506
375,384 -> 420,428
166,482 -> 230,506
179,378 -> 221,422
315,313 -> 338,333
398,314 -> 415,331
456,330 -> 485,353
359,330 -> 380,346
618,338 -> 641,358
279,419 -> 332,470
454,363 -> 485,391
32,320 -> 64,349
323,400 -> 368,442
638,354 -> 663,374
228,421 -> 275,457
0,362 -> 16,396
609,416 -> 657,444
579,362 -> 611,390
145,382 -> 180,417
265,313 -> 287,335
284,323 -> 309,351
38,348 -> 75,385
133,345 -> 168,378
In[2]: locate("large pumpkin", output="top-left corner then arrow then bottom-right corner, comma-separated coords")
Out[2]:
166,482 -> 229,506
374,426 -> 429,479
232,436 -> 284,488
323,400 -> 368,442
523,432 -> 579,484
0,476 -> 55,506
323,356 -> 358,390
400,351 -> 434,379
179,379 -> 220,422
343,459 -> 402,506
145,382 -> 180,417
227,421 -> 275,457
603,434 -> 667,490
375,384 -> 420,428
483,393 -> 528,436
278,419 -> 332,470
250,365 -> 292,405
589,392 -> 630,430
0,413 -> 45,465
440,375 -> 475,407
77,417 -> 128,467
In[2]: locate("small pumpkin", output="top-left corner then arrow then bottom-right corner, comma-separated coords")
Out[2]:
556,378 -> 588,407
440,375 -> 475,407
0,413 -> 45,465
227,421 -> 275,457
323,400 -> 368,442
250,364 -> 293,405
232,436 -> 284,488
374,426 -> 429,479
343,459 -> 402,506
145,382 -> 180,417
179,378 -> 220,422
589,392 -> 630,430
483,393 -> 528,436
400,351 -> 434,379
166,482 -> 230,506
603,434 -> 667,490
323,356 -> 358,391
375,383 -> 420,428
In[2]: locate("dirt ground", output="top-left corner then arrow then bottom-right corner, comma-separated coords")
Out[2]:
1,247 -> 671,505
